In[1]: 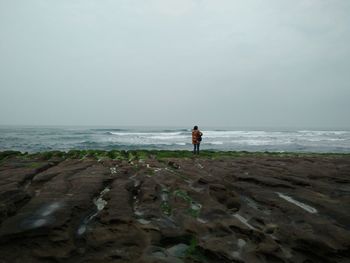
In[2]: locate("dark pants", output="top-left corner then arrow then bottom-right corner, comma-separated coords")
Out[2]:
193,143 -> 200,154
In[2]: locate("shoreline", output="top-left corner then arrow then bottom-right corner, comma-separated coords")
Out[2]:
1,149 -> 350,161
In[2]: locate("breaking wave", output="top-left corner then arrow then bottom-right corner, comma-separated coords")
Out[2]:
0,126 -> 349,153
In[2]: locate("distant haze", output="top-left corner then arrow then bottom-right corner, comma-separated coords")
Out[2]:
0,0 -> 349,129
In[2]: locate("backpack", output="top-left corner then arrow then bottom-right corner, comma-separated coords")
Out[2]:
197,133 -> 202,142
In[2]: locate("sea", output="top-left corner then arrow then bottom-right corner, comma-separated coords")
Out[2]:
0,126 -> 350,153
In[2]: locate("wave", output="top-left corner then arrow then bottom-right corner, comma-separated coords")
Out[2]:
92,128 -> 130,132
108,131 -> 187,137
162,129 -> 190,132
208,141 -> 224,145
1,127 -> 350,153
297,130 -> 349,136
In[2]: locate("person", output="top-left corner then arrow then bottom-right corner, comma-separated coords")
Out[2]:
192,126 -> 203,154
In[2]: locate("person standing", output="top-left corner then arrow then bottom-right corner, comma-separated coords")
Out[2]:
192,126 -> 203,154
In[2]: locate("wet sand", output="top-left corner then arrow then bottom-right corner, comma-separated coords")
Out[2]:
0,150 -> 349,262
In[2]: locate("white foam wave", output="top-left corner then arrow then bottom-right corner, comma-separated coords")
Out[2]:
1,127 -> 350,152
209,141 -> 224,145
203,130 -> 273,138
109,131 -> 184,137
298,130 -> 349,136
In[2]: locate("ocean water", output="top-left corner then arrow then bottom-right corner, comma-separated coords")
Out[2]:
0,126 -> 349,153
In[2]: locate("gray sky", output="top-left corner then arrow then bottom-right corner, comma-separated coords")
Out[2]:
1,0 -> 349,128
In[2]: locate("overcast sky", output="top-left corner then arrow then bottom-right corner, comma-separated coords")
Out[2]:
0,0 -> 349,129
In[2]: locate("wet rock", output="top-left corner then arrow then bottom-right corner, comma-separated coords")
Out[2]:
255,237 -> 280,255
167,243 -> 189,257
32,159 -> 95,182
209,184 -> 241,211
264,223 -> 279,234
168,161 -> 180,169
0,153 -> 349,263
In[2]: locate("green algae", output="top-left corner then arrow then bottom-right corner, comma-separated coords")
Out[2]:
173,189 -> 201,218
1,150 -> 349,163
27,162 -> 43,168
160,188 -> 172,216
160,201 -> 172,216
0,151 -> 24,161
173,190 -> 192,203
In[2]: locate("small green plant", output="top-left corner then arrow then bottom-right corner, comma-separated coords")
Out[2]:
173,189 -> 201,218
173,190 -> 192,203
185,236 -> 207,262
0,151 -> 22,161
160,188 -> 172,216
146,168 -> 155,177
160,201 -> 172,216
28,162 -> 42,168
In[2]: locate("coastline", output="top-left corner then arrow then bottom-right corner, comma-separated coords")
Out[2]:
1,127 -> 350,153
0,150 -> 349,262
1,149 -> 350,161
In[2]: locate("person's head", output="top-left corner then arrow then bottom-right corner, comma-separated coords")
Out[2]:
193,126 -> 198,130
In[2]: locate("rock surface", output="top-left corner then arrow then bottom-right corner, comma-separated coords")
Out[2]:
0,152 -> 350,262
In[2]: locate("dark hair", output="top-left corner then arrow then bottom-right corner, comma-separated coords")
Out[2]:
193,126 -> 198,130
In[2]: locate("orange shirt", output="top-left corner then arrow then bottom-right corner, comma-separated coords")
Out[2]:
192,130 -> 202,144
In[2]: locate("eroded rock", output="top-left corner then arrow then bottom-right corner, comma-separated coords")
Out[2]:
0,154 -> 349,262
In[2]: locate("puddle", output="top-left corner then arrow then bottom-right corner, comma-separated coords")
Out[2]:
276,192 -> 317,214
232,251 -> 240,259
130,177 -> 144,220
137,218 -> 151,225
280,246 -> 293,259
191,202 -> 202,211
77,187 -> 110,235
184,179 -> 193,185
190,186 -> 205,193
233,214 -> 257,230
237,238 -> 246,248
20,202 -> 64,230
197,218 -> 208,224
232,238 -> 247,259
133,179 -> 141,188
150,245 -> 186,263
39,202 -> 62,217
134,210 -> 144,217
160,188 -> 171,216
167,243 -> 189,258
240,196 -> 259,210
20,217 -> 53,230
190,202 -> 202,217
153,251 -> 167,258
240,195 -> 271,215
77,225 -> 86,236
155,217 -> 178,229
32,218 -> 47,228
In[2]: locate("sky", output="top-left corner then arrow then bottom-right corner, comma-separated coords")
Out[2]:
0,0 -> 349,129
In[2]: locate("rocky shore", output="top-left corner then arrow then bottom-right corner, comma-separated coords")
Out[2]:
0,150 -> 349,263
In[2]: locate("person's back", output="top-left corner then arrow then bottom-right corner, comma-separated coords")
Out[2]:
192,126 -> 203,154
